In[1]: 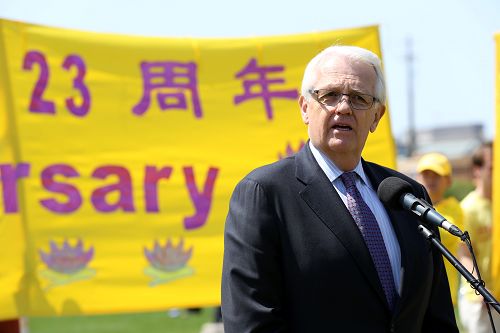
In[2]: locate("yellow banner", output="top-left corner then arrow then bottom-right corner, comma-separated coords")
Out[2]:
0,25 -> 26,319
0,18 -> 395,318
493,32 -> 500,299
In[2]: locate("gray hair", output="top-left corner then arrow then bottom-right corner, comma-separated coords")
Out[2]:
300,45 -> 386,105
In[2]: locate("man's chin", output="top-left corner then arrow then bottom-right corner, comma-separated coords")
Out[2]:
326,139 -> 355,153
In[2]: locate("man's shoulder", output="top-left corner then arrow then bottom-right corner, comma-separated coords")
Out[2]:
460,191 -> 489,211
460,191 -> 477,207
245,156 -> 296,184
364,160 -> 422,188
439,196 -> 461,208
436,197 -> 464,225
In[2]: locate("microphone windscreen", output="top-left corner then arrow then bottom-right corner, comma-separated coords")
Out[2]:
377,177 -> 414,208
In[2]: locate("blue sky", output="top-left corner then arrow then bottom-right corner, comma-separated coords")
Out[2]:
1,0 -> 499,140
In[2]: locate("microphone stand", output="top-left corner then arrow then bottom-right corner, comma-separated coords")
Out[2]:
417,224 -> 500,314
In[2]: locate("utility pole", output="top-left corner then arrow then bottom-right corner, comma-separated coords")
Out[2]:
405,36 -> 416,157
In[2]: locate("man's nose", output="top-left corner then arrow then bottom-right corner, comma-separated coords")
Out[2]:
334,95 -> 352,114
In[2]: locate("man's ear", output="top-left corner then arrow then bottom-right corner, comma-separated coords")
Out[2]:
299,95 -> 309,124
369,104 -> 386,133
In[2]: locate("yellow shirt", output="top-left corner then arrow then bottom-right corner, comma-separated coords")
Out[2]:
435,196 -> 464,305
460,191 -> 492,301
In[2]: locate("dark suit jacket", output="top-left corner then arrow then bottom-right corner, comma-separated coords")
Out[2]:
222,144 -> 458,333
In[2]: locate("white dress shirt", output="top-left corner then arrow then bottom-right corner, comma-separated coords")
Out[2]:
309,141 -> 402,295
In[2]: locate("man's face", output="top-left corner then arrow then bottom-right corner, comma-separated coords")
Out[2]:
298,55 -> 385,167
479,147 -> 493,194
417,170 -> 450,204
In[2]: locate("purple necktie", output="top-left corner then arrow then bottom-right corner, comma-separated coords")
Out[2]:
340,172 -> 397,310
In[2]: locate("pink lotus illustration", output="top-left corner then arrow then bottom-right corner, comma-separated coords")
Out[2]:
144,238 -> 193,272
278,140 -> 305,160
144,238 -> 194,286
39,239 -> 94,274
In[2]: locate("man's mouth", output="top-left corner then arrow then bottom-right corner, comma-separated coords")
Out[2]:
333,124 -> 352,131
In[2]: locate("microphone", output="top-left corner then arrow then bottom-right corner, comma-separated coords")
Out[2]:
377,177 -> 464,237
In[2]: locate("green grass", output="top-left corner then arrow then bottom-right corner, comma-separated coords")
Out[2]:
28,308 -> 216,333
446,179 -> 475,201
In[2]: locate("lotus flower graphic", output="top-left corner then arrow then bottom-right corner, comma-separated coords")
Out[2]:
39,239 -> 96,289
144,238 -> 194,286
278,140 -> 305,160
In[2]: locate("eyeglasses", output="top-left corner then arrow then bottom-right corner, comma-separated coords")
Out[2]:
309,89 -> 378,110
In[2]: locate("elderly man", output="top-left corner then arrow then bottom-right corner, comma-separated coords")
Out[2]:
222,45 -> 458,332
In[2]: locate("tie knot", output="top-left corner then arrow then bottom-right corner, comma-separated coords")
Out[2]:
340,172 -> 357,189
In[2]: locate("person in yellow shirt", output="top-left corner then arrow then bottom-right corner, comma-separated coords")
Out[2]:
458,142 -> 499,333
416,152 -> 464,307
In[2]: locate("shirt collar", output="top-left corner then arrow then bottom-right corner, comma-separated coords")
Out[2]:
308,141 -> 372,188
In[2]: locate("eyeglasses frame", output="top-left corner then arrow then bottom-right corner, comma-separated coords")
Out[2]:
308,88 -> 379,110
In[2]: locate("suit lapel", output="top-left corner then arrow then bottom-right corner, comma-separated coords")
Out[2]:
295,145 -> 388,307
